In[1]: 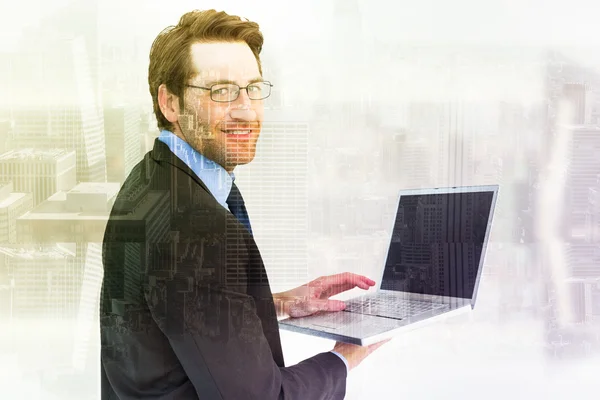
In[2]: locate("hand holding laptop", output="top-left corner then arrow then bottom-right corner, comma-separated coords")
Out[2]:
274,272 -> 377,318
279,185 -> 499,346
333,338 -> 391,371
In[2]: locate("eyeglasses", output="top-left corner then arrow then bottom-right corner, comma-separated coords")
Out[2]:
185,81 -> 273,103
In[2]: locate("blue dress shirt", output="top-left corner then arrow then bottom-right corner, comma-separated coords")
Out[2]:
157,129 -> 349,374
157,129 -> 234,211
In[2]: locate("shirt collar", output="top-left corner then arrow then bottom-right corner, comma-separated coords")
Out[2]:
157,130 -> 234,209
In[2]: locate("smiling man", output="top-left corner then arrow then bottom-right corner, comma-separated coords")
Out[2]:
168,40 -> 266,172
100,9 -> 388,400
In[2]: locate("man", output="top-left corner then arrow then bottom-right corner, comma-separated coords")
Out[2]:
100,9 -> 388,400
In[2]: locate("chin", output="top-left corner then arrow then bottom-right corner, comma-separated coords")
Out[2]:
226,154 -> 256,169
231,157 -> 255,167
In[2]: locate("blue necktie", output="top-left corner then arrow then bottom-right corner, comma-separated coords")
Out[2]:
226,181 -> 253,236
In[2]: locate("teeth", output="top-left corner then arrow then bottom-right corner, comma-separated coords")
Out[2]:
224,130 -> 251,135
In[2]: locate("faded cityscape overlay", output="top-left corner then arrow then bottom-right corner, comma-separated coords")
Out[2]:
0,1 -> 599,399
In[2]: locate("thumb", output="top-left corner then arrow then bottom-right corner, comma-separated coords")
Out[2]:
368,338 -> 391,353
303,300 -> 346,314
323,300 -> 346,312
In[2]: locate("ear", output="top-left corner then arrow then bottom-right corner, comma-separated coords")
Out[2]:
157,84 -> 181,124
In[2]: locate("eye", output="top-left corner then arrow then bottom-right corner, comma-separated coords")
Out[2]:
213,87 -> 229,95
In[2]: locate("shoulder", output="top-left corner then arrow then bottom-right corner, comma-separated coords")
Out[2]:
105,152 -> 228,239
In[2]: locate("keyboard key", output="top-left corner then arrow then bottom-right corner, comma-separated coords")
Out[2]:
344,296 -> 448,319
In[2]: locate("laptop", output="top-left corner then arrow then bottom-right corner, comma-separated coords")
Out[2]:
279,185 -> 499,346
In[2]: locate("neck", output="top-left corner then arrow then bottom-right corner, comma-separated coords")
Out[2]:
170,125 -> 235,174
170,125 -> 187,143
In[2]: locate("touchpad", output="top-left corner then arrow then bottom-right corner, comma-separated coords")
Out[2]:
302,311 -> 371,329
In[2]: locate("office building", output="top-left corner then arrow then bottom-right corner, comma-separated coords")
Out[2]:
104,105 -> 141,183
6,245 -> 81,320
11,27 -> 106,183
0,182 -> 33,243
565,126 -> 600,232
0,148 -> 76,207
239,117 -> 309,286
16,182 -> 120,243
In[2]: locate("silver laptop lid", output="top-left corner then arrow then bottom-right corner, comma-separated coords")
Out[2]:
377,185 -> 499,309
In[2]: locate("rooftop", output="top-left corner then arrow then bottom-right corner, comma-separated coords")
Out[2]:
19,189 -> 165,221
0,245 -> 72,260
0,148 -> 73,162
0,192 -> 30,208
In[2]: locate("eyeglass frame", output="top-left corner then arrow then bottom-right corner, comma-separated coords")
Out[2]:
184,80 -> 274,103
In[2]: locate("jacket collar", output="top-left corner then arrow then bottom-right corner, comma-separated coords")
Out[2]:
150,137 -> 211,195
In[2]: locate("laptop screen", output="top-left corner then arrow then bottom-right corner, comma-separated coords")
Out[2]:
380,190 -> 494,300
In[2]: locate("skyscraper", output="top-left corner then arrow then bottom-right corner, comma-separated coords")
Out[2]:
38,0 -> 102,106
562,83 -> 587,125
10,1 -> 106,183
8,245 -> 81,320
587,177 -> 600,242
565,126 -> 600,231
240,117 -> 309,288
104,105 -> 141,183
0,182 -> 33,243
405,100 -> 477,187
72,242 -> 103,371
538,51 -> 600,357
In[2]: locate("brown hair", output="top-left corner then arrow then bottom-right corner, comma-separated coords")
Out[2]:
148,9 -> 264,131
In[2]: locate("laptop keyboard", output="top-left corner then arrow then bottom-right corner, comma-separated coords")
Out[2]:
343,295 -> 449,320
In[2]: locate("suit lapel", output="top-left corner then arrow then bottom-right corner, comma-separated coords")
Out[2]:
151,137 -> 285,366
244,237 -> 285,367
150,137 -> 211,195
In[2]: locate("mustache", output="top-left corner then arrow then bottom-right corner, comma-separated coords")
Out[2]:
219,122 -> 261,130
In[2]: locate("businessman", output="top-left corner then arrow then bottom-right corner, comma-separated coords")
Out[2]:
100,9 -> 388,400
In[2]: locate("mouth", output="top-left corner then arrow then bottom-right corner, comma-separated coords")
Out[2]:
221,125 -> 257,139
221,129 -> 252,137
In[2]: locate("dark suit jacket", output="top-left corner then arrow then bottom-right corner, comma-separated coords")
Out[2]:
100,138 -> 347,399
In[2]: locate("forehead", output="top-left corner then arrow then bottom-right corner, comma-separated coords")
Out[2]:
189,41 -> 260,81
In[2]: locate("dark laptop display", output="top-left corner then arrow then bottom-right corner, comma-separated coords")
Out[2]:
381,191 -> 495,300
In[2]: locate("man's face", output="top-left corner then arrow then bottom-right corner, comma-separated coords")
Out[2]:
175,41 -> 264,173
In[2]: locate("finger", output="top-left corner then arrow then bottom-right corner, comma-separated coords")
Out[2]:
369,338 -> 391,348
325,300 -> 346,311
307,299 -> 346,313
322,272 -> 359,286
320,274 -> 376,296
320,283 -> 358,297
358,275 -> 376,286
357,280 -> 372,290
368,338 -> 391,352
322,273 -> 371,289
341,273 -> 376,287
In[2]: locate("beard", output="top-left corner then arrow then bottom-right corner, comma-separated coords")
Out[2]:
177,116 -> 224,165
176,113 -> 258,171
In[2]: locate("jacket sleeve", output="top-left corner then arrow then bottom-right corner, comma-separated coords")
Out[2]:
144,233 -> 347,400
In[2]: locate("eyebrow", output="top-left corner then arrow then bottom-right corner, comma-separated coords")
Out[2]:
204,77 -> 264,86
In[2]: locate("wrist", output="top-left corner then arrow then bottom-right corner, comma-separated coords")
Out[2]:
332,344 -> 357,371
330,350 -> 350,373
273,292 -> 292,318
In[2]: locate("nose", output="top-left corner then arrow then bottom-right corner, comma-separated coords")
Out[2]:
230,106 -> 256,121
229,89 -> 256,120
237,87 -> 253,105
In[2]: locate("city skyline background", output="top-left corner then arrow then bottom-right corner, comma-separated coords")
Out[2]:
0,1 -> 599,399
